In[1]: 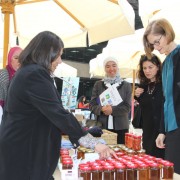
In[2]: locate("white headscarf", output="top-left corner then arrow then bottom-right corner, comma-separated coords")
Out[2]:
103,56 -> 123,85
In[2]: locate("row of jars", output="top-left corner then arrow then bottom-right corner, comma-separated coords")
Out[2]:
125,133 -> 142,151
78,156 -> 174,180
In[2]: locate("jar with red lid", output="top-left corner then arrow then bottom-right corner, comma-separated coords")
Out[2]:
60,154 -> 71,162
60,148 -> 69,155
138,163 -> 149,180
126,163 -> 138,180
79,166 -> 91,180
149,163 -> 160,180
128,134 -> 134,149
62,159 -> 73,170
133,135 -> 142,151
161,161 -> 174,179
127,149 -> 136,156
125,133 -> 129,147
91,165 -> 103,180
103,165 -> 115,180
79,163 -> 89,168
115,164 -> 126,180
116,152 -> 125,157
137,149 -> 146,156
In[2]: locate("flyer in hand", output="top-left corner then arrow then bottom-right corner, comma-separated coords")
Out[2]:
99,84 -> 123,106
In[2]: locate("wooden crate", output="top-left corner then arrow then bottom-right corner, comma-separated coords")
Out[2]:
62,129 -> 117,145
98,129 -> 117,145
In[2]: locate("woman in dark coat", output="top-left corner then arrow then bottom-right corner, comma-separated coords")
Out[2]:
135,54 -> 165,158
0,31 -> 116,180
90,57 -> 132,144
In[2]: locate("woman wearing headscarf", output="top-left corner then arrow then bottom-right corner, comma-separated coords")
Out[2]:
0,46 -> 22,123
90,56 -> 132,144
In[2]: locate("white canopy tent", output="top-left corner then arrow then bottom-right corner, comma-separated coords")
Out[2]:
0,0 -> 135,68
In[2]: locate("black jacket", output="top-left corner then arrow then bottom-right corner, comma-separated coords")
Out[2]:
0,64 -> 85,180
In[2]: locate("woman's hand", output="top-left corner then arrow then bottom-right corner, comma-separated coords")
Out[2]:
156,133 -> 166,148
94,143 -> 118,159
135,87 -> 144,97
101,105 -> 112,115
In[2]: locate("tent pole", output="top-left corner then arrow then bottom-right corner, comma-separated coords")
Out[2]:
3,13 -> 10,68
131,69 -> 136,120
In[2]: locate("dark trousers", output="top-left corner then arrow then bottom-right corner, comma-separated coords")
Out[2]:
165,127 -> 180,174
107,129 -> 128,144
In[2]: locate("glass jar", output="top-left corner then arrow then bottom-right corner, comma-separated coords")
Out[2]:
116,152 -> 125,157
79,166 -> 91,180
77,149 -> 86,159
137,149 -> 146,156
125,133 -> 129,147
103,165 -> 115,180
126,163 -> 138,180
138,163 -> 149,180
127,149 -> 136,156
85,149 -> 95,153
149,163 -> 161,180
91,165 -> 103,180
115,164 -> 126,180
113,147 -> 121,153
161,161 -> 174,179
60,148 -> 69,156
129,134 -> 134,149
133,135 -> 142,151
62,159 -> 73,170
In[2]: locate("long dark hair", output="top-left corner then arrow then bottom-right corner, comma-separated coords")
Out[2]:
19,31 -> 64,72
137,54 -> 162,85
78,95 -> 86,103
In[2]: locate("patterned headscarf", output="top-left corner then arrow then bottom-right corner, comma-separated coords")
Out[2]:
6,46 -> 22,80
103,56 -> 123,85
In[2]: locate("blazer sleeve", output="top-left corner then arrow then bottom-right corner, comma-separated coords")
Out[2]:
89,81 -> 103,116
26,68 -> 86,147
